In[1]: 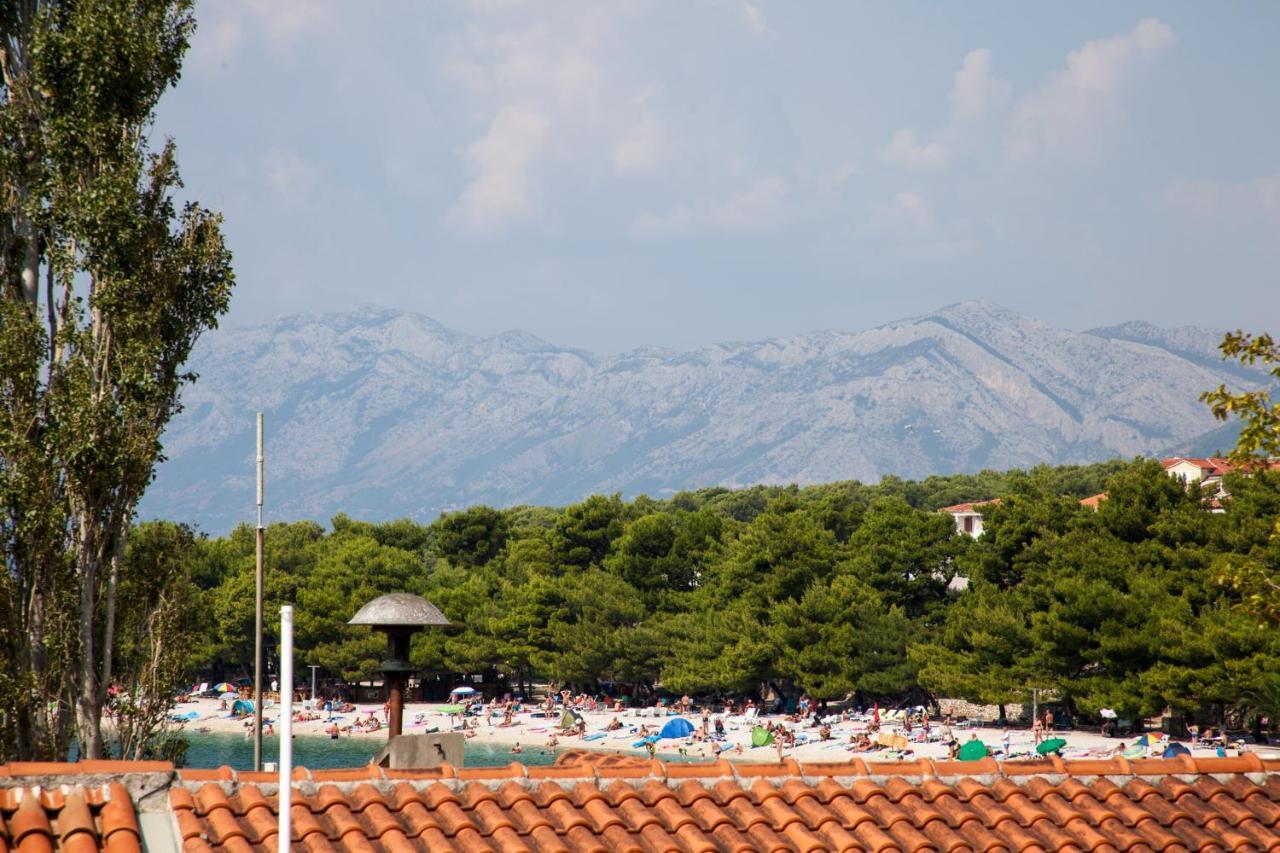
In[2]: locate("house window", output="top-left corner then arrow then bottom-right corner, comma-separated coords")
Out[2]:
963,516 -> 974,533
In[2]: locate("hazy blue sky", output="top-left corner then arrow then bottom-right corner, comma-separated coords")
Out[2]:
156,1 -> 1280,352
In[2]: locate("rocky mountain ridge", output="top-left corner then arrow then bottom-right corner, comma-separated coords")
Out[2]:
139,302 -> 1264,532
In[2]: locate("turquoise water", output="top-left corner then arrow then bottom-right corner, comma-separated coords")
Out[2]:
183,732 -> 565,770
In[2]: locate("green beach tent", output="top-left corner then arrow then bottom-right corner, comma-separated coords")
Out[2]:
751,726 -> 775,747
957,739 -> 990,761
1036,737 -> 1067,756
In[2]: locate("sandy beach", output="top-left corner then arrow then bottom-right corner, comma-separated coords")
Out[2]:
169,697 -> 1274,766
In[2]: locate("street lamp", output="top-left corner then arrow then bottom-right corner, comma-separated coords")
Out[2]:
348,593 -> 451,738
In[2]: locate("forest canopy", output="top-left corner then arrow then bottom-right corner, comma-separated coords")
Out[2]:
148,458 -> 1280,724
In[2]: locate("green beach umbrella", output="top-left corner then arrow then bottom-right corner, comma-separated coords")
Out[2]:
439,704 -> 465,714
1036,737 -> 1067,755
751,726 -> 774,747
957,739 -> 990,761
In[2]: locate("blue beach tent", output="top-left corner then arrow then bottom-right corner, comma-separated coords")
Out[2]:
659,718 -> 695,739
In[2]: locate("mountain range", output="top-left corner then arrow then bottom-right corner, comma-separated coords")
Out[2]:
138,301 -> 1265,533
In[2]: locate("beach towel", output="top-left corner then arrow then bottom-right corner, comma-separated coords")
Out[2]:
583,733 -> 605,741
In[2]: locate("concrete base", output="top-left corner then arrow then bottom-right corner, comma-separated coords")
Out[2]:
373,732 -> 465,769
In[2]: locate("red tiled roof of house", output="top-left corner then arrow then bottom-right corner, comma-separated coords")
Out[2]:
938,498 -> 1001,514
1079,492 -> 1108,509
1162,457 -> 1234,476
0,761 -> 158,853
169,754 -> 1280,851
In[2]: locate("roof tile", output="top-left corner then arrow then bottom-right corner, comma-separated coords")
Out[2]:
13,754 -> 1263,852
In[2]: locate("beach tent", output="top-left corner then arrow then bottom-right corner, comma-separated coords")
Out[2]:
751,726 -> 774,747
560,710 -> 583,730
231,699 -> 255,715
219,691 -> 237,700
438,705 -> 465,714
957,739 -> 989,761
1162,742 -> 1191,758
1036,737 -> 1067,756
659,718 -> 695,739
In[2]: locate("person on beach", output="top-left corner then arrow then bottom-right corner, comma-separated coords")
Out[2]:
511,742 -> 522,754
1032,716 -> 1043,744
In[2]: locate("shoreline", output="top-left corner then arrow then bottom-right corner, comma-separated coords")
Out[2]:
170,697 -> 1273,766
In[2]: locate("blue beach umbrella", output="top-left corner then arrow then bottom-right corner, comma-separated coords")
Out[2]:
659,718 -> 695,739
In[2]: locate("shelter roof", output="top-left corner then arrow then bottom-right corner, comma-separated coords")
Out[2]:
348,593 -> 451,627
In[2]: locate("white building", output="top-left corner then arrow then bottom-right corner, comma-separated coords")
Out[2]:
939,499 -> 1000,537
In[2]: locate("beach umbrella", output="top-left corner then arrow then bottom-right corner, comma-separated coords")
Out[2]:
957,739 -> 990,761
439,704 -> 465,714
1162,742 -> 1191,758
1133,733 -> 1164,747
751,726 -> 774,747
659,718 -> 695,739
212,682 -> 235,693
449,686 -> 477,696
1036,737 -> 1067,756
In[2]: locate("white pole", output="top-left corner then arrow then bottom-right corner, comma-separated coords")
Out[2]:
278,605 -> 293,853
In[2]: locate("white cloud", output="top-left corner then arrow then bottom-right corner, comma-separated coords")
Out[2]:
188,0 -> 337,73
442,6 -> 667,232
1165,175 -> 1280,236
1008,18 -> 1175,161
948,48 -> 1011,121
446,105 -> 551,233
630,176 -> 789,238
743,2 -> 768,37
187,16 -> 243,74
880,129 -> 950,171
876,191 -> 934,230
261,149 -> 316,202
613,115 -> 665,174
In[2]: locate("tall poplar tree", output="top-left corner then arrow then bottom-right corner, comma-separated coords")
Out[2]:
0,0 -> 232,759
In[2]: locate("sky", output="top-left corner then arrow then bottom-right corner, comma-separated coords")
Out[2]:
155,1 -> 1280,353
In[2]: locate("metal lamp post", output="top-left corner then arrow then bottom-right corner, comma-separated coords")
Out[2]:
348,593 -> 451,738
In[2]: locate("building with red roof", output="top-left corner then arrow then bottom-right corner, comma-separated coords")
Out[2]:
938,499 -> 1001,537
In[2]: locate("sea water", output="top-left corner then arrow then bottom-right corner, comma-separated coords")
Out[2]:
182,731 -> 565,770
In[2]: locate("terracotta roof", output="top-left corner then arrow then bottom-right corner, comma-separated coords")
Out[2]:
0,764 -> 151,853
170,754 -> 1280,851
938,498 -> 1001,515
1162,457 -> 1234,476
1079,492 -> 1108,509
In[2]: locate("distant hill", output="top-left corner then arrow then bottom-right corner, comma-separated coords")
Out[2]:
139,302 -> 1268,532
